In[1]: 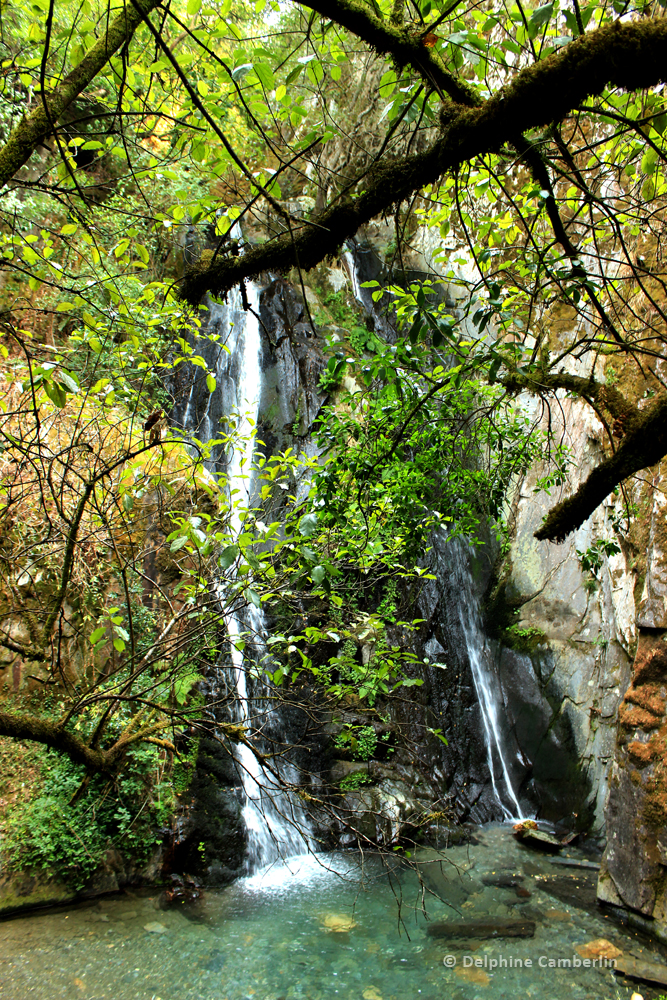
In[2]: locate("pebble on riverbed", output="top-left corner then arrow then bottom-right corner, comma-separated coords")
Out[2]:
143,921 -> 168,934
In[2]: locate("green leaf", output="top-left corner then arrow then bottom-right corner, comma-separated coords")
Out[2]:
113,638 -> 126,653
247,588 -> 261,608
642,147 -> 659,174
59,370 -> 79,393
44,381 -> 67,408
311,565 -> 326,584
285,65 -> 302,85
219,544 -> 239,569
529,2 -> 553,32
206,372 -> 216,393
170,535 -> 189,552
89,627 -> 106,644
298,512 -> 318,537
254,62 -> 275,90
174,669 -> 201,705
187,0 -> 201,14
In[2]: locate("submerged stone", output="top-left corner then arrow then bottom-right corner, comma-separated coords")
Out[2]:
426,917 -> 536,939
320,912 -> 358,933
615,955 -> 667,987
575,938 -> 623,960
481,873 -> 524,888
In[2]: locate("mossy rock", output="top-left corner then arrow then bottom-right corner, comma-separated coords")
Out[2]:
0,870 -> 74,916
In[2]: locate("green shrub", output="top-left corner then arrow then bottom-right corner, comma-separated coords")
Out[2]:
339,770 -> 373,792
3,744 -> 174,890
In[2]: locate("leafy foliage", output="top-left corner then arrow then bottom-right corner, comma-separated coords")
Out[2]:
3,745 -> 173,889
339,770 -> 373,792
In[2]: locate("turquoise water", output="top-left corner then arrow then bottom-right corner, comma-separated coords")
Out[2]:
1,825 -> 665,1000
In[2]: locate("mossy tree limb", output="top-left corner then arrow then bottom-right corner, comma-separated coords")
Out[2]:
180,16 -> 667,305
299,0 -> 480,105
0,0 -> 160,191
534,392 -> 667,542
0,709 -> 116,772
0,708 -> 248,776
501,372 -> 640,427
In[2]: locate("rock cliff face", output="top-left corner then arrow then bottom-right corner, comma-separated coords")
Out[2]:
486,396 -> 634,832
596,465 -> 667,932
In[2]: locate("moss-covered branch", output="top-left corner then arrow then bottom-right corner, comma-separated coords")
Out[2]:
0,709 -> 113,771
180,16 -> 667,304
535,392 -> 667,541
501,371 -> 640,427
299,0 -> 480,105
0,0 -> 160,190
0,636 -> 48,662
0,709 -> 248,775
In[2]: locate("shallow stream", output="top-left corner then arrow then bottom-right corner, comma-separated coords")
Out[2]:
1,825 -> 665,1000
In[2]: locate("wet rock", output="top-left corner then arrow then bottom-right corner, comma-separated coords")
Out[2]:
534,870 -> 599,911
143,921 -> 168,934
517,828 -> 563,852
203,949 -> 226,971
575,938 -> 623,960
416,854 -> 477,908
549,857 -> 600,870
169,733 -> 245,884
455,966 -> 490,986
319,912 -> 357,933
0,870 -> 75,916
543,908 -> 572,921
615,955 -> 667,987
426,917 -> 536,939
158,874 -> 203,909
481,874 -> 524,888
599,629 -> 667,929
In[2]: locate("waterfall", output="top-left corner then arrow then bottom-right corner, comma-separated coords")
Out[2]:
340,245 -> 525,821
446,537 -> 525,821
343,241 -> 394,342
178,279 -> 312,871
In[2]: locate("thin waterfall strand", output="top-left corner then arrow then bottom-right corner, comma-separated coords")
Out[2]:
448,537 -> 524,820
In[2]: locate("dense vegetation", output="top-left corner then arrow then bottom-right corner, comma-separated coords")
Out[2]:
0,0 -> 666,882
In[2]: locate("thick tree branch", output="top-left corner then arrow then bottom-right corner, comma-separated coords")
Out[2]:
299,0 -> 480,105
0,0 -> 159,190
180,17 -> 667,305
0,709 -> 113,771
535,392 -> 667,541
0,636 -> 48,662
0,706 -> 249,774
502,371 -> 640,426
302,0 -> 589,275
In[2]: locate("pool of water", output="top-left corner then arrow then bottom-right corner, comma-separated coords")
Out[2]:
1,824 -> 665,1000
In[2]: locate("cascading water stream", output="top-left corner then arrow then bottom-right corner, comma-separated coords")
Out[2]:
446,537 -> 525,821
178,277 -> 312,871
221,284 -> 312,869
342,245 -> 525,820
